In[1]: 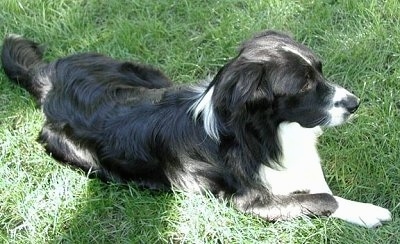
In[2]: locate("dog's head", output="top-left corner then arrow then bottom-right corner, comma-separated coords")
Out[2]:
210,31 -> 359,127
191,31 -> 360,141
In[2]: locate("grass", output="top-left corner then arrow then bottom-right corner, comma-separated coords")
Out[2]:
1,0 -> 399,243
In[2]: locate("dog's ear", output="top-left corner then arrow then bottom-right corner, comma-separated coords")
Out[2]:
214,61 -> 273,111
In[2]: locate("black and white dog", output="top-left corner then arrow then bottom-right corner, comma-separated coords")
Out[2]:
1,30 -> 391,228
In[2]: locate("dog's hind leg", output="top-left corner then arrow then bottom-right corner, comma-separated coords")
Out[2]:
119,62 -> 172,89
38,123 -> 111,182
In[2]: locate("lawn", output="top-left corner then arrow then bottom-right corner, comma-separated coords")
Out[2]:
1,0 -> 399,243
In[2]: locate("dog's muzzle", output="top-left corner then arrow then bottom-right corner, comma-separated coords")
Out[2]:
334,94 -> 360,114
327,86 -> 360,126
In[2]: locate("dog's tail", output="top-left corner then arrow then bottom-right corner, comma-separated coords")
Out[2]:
1,35 -> 48,103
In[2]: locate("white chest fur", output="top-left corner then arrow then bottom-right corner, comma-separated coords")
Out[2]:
259,122 -> 332,195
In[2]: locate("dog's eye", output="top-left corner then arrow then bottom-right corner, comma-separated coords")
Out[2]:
300,80 -> 313,92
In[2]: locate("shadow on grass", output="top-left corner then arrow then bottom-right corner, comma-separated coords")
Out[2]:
54,179 -> 175,243
0,80 -> 178,243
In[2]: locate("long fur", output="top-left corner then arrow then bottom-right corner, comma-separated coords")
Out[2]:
1,30 -> 391,227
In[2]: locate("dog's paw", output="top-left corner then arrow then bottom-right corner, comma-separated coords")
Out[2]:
331,196 -> 392,228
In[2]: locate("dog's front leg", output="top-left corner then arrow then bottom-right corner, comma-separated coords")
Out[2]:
231,190 -> 338,221
330,196 -> 391,228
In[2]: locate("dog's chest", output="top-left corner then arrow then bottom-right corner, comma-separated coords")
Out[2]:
259,122 -> 331,195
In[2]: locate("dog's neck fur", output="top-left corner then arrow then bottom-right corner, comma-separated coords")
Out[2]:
187,81 -> 284,167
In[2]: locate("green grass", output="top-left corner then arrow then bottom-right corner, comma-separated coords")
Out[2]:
1,0 -> 399,243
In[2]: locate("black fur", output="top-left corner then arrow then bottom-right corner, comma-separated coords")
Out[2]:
2,31 -> 353,221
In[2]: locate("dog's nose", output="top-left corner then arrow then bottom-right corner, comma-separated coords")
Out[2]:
335,95 -> 360,114
346,98 -> 360,113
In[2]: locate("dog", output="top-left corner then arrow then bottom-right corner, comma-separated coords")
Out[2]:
1,30 -> 391,228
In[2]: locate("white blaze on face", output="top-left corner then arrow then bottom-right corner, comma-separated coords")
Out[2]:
281,45 -> 313,65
